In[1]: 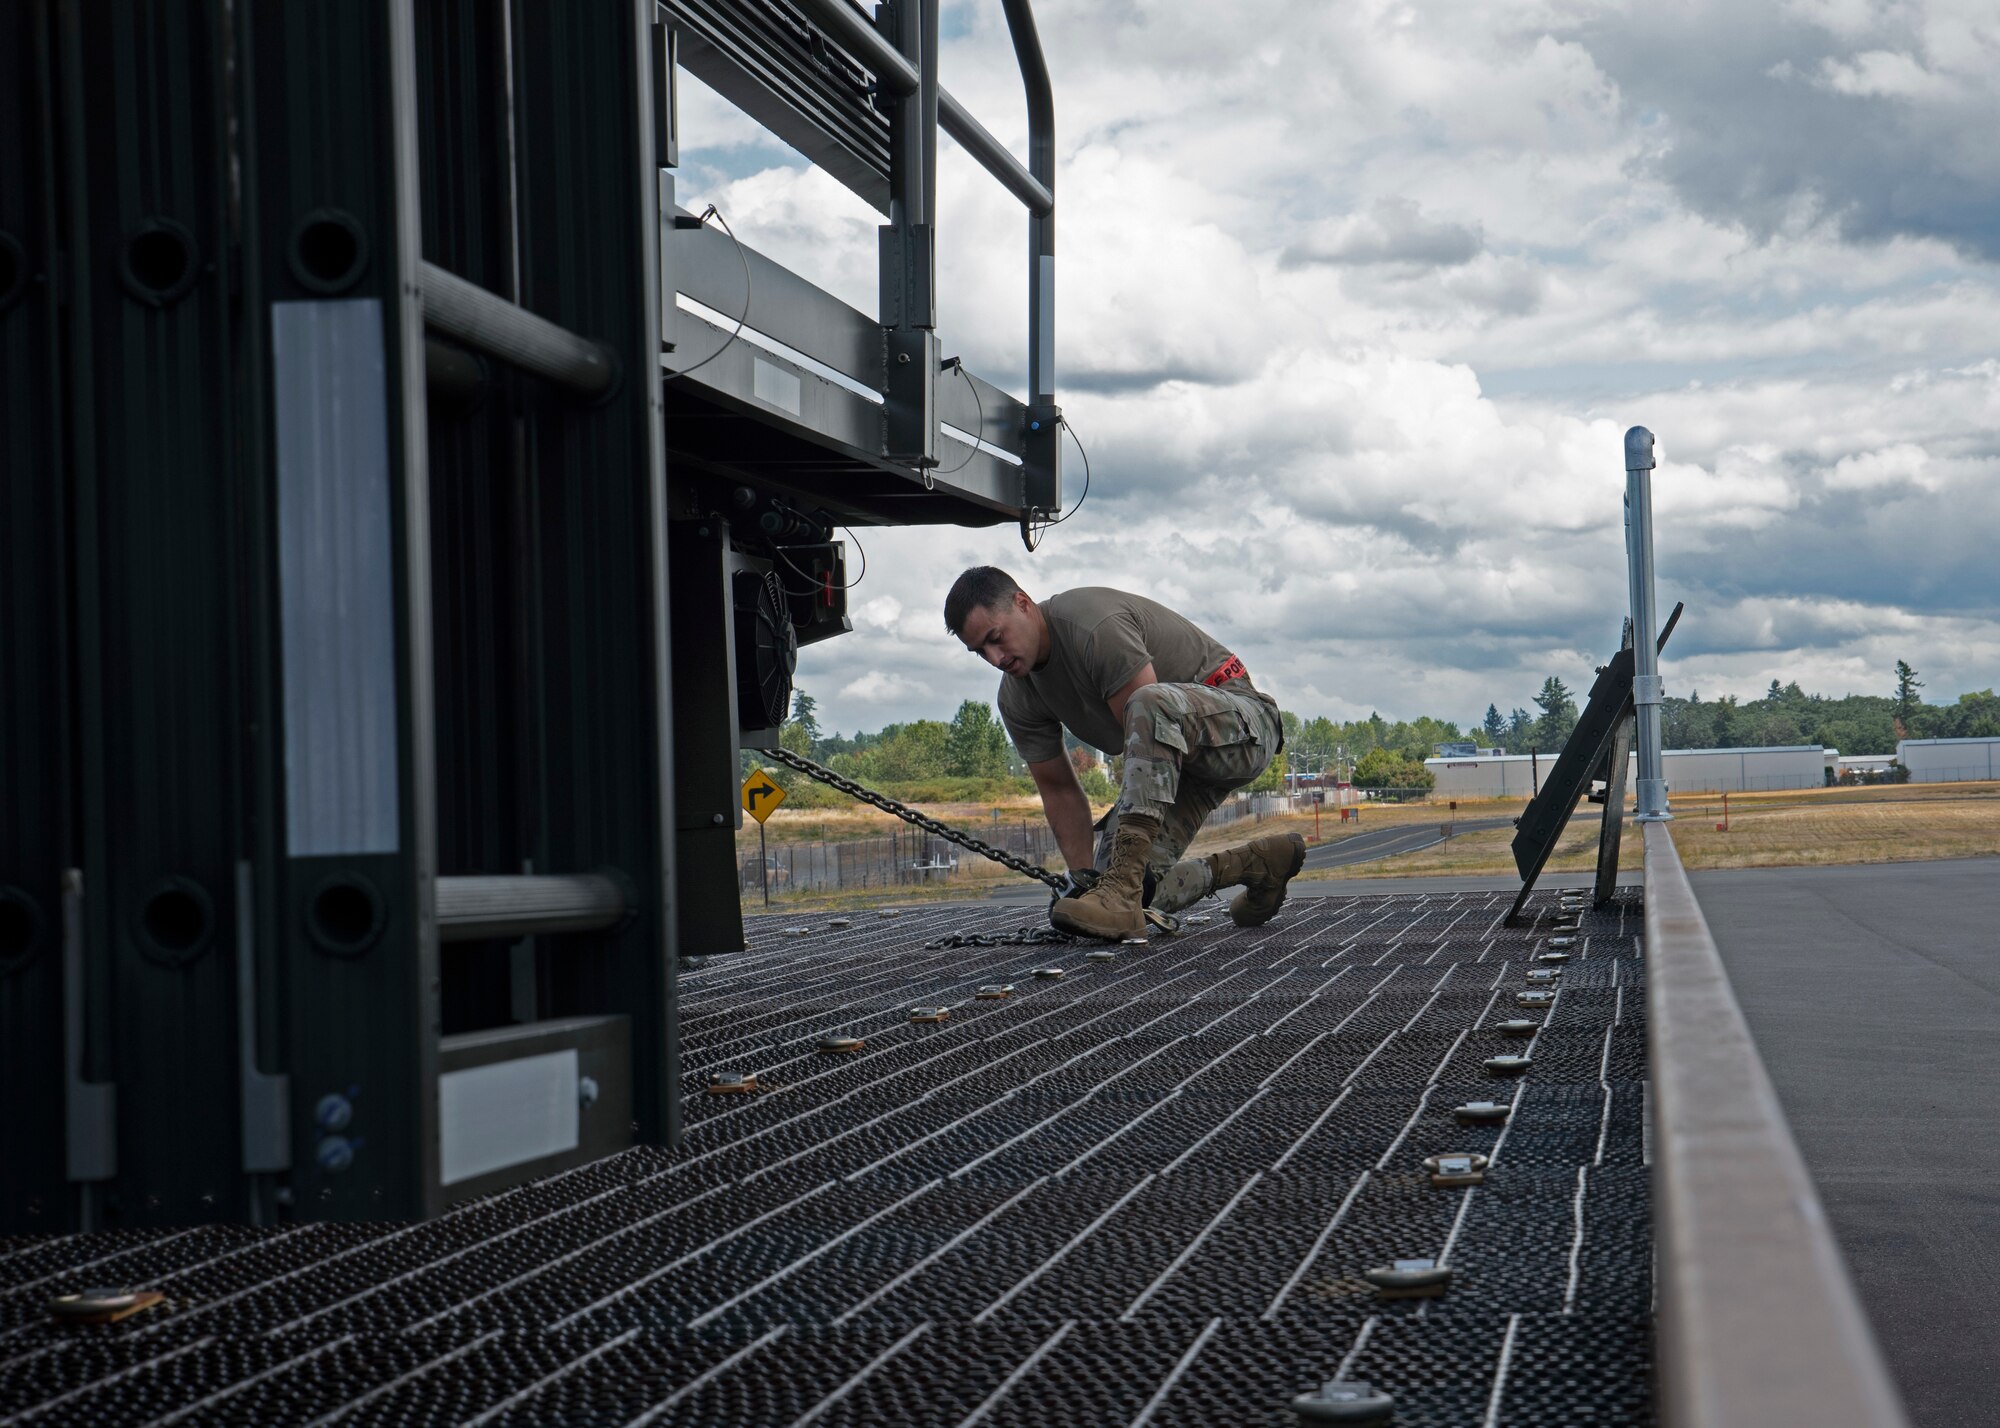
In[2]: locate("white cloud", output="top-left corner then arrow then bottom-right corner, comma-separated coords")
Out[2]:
678,0 -> 2000,738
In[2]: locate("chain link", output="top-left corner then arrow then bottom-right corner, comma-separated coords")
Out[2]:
923,927 -> 1080,950
754,745 -> 1067,891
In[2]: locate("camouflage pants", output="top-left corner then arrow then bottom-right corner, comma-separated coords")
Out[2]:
1092,683 -> 1282,913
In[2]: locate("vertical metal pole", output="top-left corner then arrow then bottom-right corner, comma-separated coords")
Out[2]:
1626,426 -> 1672,821
1000,0 -> 1060,512
879,0 -> 939,465
760,821 -> 769,907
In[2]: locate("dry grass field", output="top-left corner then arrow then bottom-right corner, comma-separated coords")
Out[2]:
739,788 -> 1499,853
1307,782 -> 2000,880
735,782 -> 2000,914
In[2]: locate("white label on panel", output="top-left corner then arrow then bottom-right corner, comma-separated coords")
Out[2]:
271,299 -> 401,856
753,357 -> 802,415
438,1049 -> 580,1186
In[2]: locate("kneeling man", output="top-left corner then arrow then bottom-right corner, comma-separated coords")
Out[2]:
945,567 -> 1305,940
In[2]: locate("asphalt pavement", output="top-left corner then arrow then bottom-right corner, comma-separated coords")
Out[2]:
1691,858 -> 2000,1428
1295,814 -> 1515,870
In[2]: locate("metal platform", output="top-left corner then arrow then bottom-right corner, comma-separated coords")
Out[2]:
0,889 -> 1650,1426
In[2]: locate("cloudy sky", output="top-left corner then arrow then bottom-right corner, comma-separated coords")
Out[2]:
673,0 -> 2000,739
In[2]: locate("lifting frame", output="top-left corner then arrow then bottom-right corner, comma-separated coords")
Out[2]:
0,0 -> 1057,1231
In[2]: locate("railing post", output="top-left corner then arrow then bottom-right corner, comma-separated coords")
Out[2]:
879,0 -> 940,467
1001,0 -> 1061,513
1625,426 -> 1671,821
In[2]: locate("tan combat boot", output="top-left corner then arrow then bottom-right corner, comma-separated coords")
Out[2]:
1207,831 -> 1307,927
1049,814 -> 1160,941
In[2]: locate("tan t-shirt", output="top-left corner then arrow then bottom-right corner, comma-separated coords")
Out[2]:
996,587 -> 1275,762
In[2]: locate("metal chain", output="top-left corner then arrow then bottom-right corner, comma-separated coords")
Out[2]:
923,927 -> 1079,950
754,745 -> 1067,891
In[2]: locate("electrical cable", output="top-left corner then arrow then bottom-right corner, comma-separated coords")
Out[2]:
664,204 -> 749,382
932,361 -> 985,476
1022,413 -> 1093,549
769,522 -> 869,599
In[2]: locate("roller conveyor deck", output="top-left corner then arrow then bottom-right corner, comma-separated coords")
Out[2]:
0,889 -> 1651,1426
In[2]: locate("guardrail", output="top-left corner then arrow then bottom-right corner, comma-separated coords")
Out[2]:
1643,820 -> 1910,1428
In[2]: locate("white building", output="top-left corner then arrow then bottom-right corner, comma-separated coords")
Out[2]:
1426,753 -> 1550,799
1425,744 -> 1830,798
1897,737 -> 2000,783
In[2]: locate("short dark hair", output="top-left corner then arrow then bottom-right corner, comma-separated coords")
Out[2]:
944,566 -> 1023,635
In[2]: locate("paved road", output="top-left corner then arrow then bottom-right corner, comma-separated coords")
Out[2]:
1692,858 -> 2000,1428
1296,814 -> 1515,869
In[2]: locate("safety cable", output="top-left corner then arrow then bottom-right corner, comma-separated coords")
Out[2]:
932,361 -> 985,476
664,204 -> 749,382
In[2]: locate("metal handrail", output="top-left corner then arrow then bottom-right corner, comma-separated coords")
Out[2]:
791,0 -> 1051,216
1644,821 -> 1910,1428
790,0 -> 1060,509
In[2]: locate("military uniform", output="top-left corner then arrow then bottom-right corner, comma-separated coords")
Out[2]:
996,588 -> 1285,914
1097,682 -> 1285,911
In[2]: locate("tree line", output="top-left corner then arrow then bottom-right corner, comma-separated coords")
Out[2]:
1472,661 -> 1997,758
752,661 -> 1997,801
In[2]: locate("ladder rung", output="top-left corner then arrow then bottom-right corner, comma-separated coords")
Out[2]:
419,262 -> 617,400
436,874 -> 628,943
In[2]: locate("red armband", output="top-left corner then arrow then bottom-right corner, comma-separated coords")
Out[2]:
1202,655 -> 1248,687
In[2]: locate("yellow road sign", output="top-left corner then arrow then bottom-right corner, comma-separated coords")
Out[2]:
741,769 -> 786,823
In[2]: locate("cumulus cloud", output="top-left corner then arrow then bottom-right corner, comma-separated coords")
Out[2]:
1588,0 -> 2000,258
676,0 -> 2000,736
1285,199 -> 1485,269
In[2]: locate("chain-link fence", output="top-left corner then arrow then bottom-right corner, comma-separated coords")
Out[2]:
739,822 -> 1060,897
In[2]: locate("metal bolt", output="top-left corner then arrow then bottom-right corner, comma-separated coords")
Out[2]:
316,1093 -> 354,1133
316,1136 -> 355,1173
578,1075 -> 600,1107
1425,1152 -> 1489,1187
1291,1379 -> 1393,1423
1363,1259 -> 1452,1299
711,813 -> 726,825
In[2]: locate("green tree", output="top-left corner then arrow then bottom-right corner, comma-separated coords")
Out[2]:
789,689 -> 822,752
836,719 -> 950,783
1482,704 -> 1506,746
1352,746 -> 1430,790
944,700 -> 1010,779
1533,677 -> 1577,748
1893,660 -> 1924,735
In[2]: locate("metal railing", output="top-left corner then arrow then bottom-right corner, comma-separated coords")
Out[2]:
1643,823 -> 1909,1428
1629,427 -> 1909,1427
793,0 -> 1060,504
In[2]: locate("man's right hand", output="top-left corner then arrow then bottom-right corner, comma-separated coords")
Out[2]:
1050,868 -> 1100,902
